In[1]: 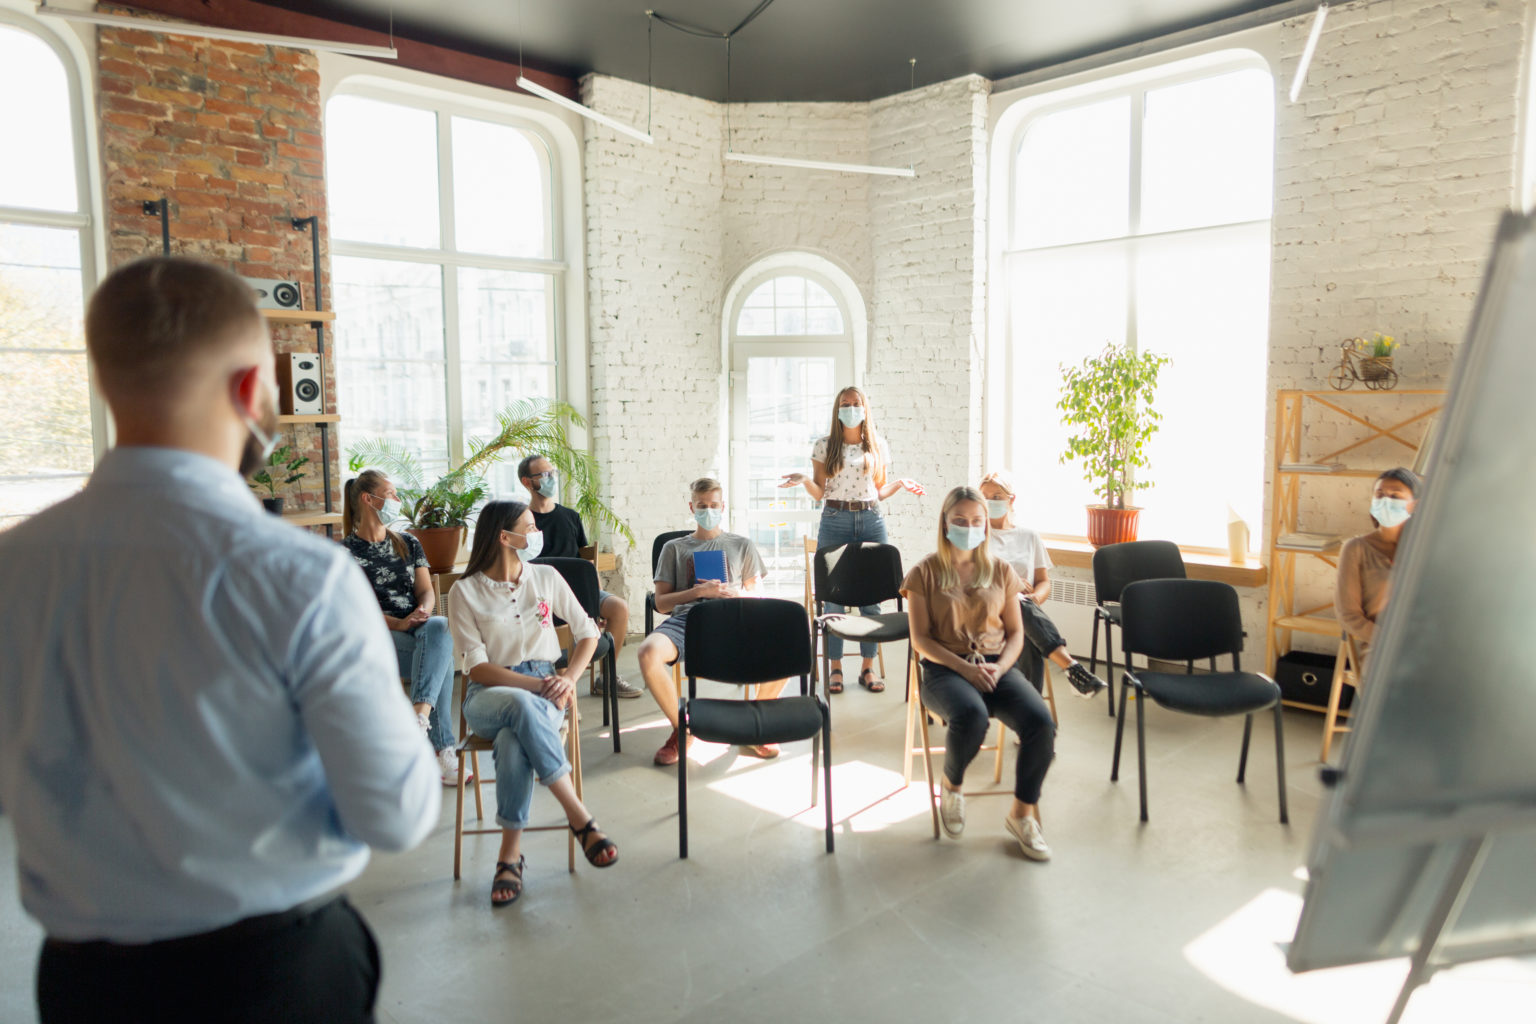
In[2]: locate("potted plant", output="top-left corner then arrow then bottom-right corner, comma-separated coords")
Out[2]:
249,444 -> 309,515
1057,343 -> 1170,548
349,398 -> 634,573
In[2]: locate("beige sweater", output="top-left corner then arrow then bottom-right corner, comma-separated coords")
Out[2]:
1334,531 -> 1396,648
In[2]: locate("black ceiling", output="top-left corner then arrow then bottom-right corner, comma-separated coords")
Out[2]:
259,0 -> 1300,102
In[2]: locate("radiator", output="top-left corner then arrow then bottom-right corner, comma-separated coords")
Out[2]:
1041,579 -> 1150,670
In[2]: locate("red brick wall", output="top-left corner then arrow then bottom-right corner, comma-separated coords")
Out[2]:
96,9 -> 339,520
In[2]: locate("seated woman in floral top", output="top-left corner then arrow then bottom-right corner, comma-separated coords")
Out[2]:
342,470 -> 462,786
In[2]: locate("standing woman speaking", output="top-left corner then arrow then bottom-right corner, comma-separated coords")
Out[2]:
780,386 -> 924,694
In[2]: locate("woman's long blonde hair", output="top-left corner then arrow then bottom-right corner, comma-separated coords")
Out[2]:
343,469 -> 409,562
934,485 -> 994,589
823,386 -> 885,486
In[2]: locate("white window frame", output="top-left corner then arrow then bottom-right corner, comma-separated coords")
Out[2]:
0,4 -> 107,527
991,48 -> 1273,549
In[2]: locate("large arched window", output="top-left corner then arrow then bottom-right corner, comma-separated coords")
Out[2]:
0,13 -> 98,531
325,87 -> 561,498
998,53 -> 1273,549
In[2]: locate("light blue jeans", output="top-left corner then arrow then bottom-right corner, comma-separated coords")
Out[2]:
461,660 -> 571,830
391,616 -> 455,752
816,505 -> 888,660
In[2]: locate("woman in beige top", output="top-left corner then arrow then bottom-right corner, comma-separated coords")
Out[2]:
1335,467 -> 1420,653
903,486 -> 1057,861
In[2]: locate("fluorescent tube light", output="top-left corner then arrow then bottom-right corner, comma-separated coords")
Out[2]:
516,75 -> 653,144
1288,2 -> 1329,103
34,3 -> 398,58
725,152 -> 915,178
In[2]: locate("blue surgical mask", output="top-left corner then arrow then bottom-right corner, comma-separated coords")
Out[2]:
694,507 -> 723,530
1370,496 -> 1411,528
537,474 -> 558,498
837,405 -> 865,428
513,529 -> 544,562
946,523 -> 986,551
378,497 -> 403,522
985,499 -> 1010,520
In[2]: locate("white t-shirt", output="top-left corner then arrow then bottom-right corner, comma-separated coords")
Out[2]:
811,433 -> 892,503
990,526 -> 1053,588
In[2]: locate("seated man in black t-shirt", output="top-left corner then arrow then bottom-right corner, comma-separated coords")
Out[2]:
519,454 -> 639,699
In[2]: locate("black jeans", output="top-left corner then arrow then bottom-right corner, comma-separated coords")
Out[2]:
37,896 -> 380,1024
1013,598 -> 1068,692
919,658 -> 1056,803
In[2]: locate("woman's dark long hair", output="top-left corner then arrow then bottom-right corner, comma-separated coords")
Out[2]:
463,499 -> 529,579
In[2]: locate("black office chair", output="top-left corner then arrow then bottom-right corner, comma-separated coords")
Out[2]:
677,598 -> 833,858
1110,579 -> 1288,825
1090,540 -> 1187,718
643,529 -> 694,635
536,556 -> 621,753
812,542 -> 911,701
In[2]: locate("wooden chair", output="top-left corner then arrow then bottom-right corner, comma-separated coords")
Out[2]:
1320,634 -> 1362,762
902,645 -> 1012,839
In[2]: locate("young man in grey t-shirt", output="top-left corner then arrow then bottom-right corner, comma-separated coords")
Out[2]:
636,476 -> 787,766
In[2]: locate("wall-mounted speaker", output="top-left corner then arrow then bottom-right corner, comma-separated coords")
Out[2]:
276,352 -> 324,415
245,276 -> 303,310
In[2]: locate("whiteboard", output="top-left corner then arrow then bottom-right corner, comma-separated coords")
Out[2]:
1288,211 -> 1536,975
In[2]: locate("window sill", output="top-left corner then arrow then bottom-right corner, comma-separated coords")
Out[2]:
1043,538 -> 1267,588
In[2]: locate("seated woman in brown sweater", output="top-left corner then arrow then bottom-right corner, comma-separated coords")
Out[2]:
1334,467 -> 1420,658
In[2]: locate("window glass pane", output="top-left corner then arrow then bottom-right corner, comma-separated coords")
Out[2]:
1134,223 -> 1270,548
1014,97 -> 1131,249
736,276 -> 844,336
1141,68 -> 1275,234
1006,243 -> 1128,536
326,96 -> 440,248
0,27 -> 76,213
451,117 -> 549,258
333,256 -> 449,480
457,269 -> 556,499
0,224 -> 90,529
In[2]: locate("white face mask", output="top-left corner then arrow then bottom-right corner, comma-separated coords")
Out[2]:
377,497 -> 403,522
693,507 -> 723,530
837,405 -> 866,428
509,529 -> 544,562
1371,496 -> 1411,528
985,499 -> 1010,520
946,523 -> 986,551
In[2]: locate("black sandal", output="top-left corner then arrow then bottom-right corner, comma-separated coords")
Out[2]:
571,818 -> 618,868
859,669 -> 886,693
828,670 -> 844,695
491,856 -> 525,908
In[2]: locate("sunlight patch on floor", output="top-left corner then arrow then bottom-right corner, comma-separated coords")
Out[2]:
704,756 -> 930,832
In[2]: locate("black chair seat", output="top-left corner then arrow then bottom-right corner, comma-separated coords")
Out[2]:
1096,604 -> 1123,625
820,611 -> 909,644
688,696 -> 825,746
1133,670 -> 1280,717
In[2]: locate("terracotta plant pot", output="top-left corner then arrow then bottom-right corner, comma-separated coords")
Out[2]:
1086,506 -> 1141,548
410,526 -> 466,574
261,497 -> 284,515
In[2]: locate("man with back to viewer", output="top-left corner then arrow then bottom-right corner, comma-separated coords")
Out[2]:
0,257 -> 441,1023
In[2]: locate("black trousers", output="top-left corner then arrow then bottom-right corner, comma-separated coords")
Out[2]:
37,896 -> 380,1024
919,658 -> 1056,803
1013,598 -> 1068,691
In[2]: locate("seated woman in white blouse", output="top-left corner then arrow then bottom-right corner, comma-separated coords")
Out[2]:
978,470 -> 1107,698
447,499 -> 619,908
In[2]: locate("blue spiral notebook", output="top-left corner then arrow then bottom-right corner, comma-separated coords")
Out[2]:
692,549 -> 727,583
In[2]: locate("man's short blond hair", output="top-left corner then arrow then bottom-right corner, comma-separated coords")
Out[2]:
690,477 -> 723,498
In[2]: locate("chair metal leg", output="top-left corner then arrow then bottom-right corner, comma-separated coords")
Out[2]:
607,643 -> 621,753
810,732 -> 820,808
822,708 -> 834,853
1111,676 -> 1130,780
1237,713 -> 1254,783
567,705 -> 581,874
1089,613 -> 1100,675
1105,622 -> 1117,718
1273,703 -> 1290,824
677,714 -> 689,859
1135,683 -> 1149,822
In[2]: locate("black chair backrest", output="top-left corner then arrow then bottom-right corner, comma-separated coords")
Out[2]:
1092,540 -> 1187,606
1120,579 -> 1243,663
814,542 -> 904,608
651,530 -> 694,573
684,598 -> 813,685
533,556 -> 601,621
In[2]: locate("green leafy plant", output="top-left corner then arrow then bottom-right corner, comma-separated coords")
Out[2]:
347,398 -> 634,545
249,444 -> 309,498
1057,343 -> 1171,510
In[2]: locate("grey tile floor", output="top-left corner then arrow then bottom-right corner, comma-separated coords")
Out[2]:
3,648 -> 1531,1023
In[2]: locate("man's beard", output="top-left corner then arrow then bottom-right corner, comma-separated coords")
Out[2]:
237,403 -> 281,478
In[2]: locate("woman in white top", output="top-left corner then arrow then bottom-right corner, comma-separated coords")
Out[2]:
780,386 -> 924,693
979,470 -> 1107,699
447,499 -> 618,908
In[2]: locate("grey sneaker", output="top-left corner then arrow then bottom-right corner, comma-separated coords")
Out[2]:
1066,662 -> 1108,698
940,786 -> 965,838
1004,813 -> 1051,861
592,673 -> 643,699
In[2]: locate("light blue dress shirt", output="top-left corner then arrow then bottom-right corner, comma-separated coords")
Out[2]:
0,447 -> 441,942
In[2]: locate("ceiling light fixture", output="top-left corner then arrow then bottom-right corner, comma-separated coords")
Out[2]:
33,2 -> 399,59
516,2 -> 652,144
1288,2 -> 1329,103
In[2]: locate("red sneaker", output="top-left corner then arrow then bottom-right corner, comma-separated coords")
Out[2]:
742,743 -> 781,759
654,728 -> 682,766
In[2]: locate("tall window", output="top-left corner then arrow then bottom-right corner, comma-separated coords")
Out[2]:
0,18 -> 96,532
326,91 -> 559,498
1002,57 -> 1273,548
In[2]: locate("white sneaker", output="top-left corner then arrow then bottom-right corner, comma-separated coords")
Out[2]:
438,747 -> 472,787
940,786 -> 965,838
1004,813 -> 1051,861
592,674 -> 643,699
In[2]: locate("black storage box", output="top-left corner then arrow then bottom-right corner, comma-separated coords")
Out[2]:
1275,649 -> 1353,710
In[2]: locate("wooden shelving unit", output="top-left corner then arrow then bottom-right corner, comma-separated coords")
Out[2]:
1264,388 -> 1444,711
277,413 -> 341,425
261,307 -> 336,324
270,218 -> 337,536
282,510 -> 344,528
